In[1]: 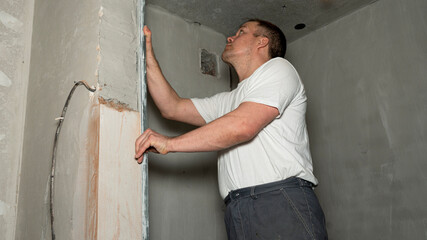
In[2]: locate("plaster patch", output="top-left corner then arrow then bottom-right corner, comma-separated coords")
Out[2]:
0,10 -> 23,31
99,97 -> 134,112
0,200 -> 11,216
98,6 -> 104,18
89,84 -> 99,101
0,71 -> 12,87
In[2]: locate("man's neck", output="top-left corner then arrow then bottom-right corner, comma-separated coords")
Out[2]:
234,56 -> 271,82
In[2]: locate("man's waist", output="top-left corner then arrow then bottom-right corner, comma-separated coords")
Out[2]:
224,177 -> 314,205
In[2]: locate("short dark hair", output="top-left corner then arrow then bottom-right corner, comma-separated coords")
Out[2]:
246,19 -> 287,58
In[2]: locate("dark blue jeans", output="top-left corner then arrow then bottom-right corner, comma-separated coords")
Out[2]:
224,177 -> 328,240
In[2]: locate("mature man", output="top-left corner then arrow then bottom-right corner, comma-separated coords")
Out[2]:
135,19 -> 328,240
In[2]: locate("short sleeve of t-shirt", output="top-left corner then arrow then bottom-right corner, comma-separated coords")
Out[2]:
241,58 -> 302,117
191,91 -> 230,123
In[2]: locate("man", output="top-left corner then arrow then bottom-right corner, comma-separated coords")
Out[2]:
135,19 -> 328,240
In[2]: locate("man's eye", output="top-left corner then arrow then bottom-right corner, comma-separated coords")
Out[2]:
239,30 -> 243,35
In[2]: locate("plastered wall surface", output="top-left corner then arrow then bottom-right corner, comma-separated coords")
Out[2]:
98,104 -> 142,239
15,0 -> 99,238
0,0 -> 34,239
98,0 -> 139,110
287,0 -> 427,239
15,0 -> 142,238
146,5 -> 230,240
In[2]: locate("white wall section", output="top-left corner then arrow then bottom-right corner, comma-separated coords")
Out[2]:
98,104 -> 142,239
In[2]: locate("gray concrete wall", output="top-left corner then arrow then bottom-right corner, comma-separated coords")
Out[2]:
0,0 -> 34,239
287,0 -> 427,239
146,5 -> 230,240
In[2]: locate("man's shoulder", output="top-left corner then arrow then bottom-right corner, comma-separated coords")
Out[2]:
266,57 -> 295,70
256,57 -> 298,79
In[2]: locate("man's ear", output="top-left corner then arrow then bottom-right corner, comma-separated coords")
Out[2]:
257,37 -> 269,49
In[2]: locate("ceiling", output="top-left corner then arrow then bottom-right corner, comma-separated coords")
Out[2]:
146,0 -> 378,42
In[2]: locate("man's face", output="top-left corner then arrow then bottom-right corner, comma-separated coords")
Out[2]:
221,21 -> 260,64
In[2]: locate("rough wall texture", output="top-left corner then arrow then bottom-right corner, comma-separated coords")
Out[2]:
146,5 -> 230,240
287,0 -> 427,239
98,0 -> 139,110
15,0 -> 100,238
0,0 -> 34,239
14,0 -> 141,238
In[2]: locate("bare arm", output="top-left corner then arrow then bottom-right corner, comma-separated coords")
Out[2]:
144,26 -> 205,126
135,102 -> 279,162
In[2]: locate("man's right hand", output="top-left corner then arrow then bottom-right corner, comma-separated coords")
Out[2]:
143,26 -> 152,50
143,25 -> 157,67
141,25 -> 206,127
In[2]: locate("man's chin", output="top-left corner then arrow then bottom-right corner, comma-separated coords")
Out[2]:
221,53 -> 231,65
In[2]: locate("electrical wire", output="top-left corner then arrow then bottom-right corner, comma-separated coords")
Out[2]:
50,80 -> 96,240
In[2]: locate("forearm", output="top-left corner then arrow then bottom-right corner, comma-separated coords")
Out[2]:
165,102 -> 278,153
134,102 -> 278,162
168,113 -> 255,152
134,113 -> 250,161
145,47 -> 183,119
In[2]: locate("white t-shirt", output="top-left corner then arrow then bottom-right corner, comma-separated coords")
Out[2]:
191,57 -> 318,199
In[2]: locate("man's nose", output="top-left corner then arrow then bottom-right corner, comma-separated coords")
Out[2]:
227,36 -> 234,43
